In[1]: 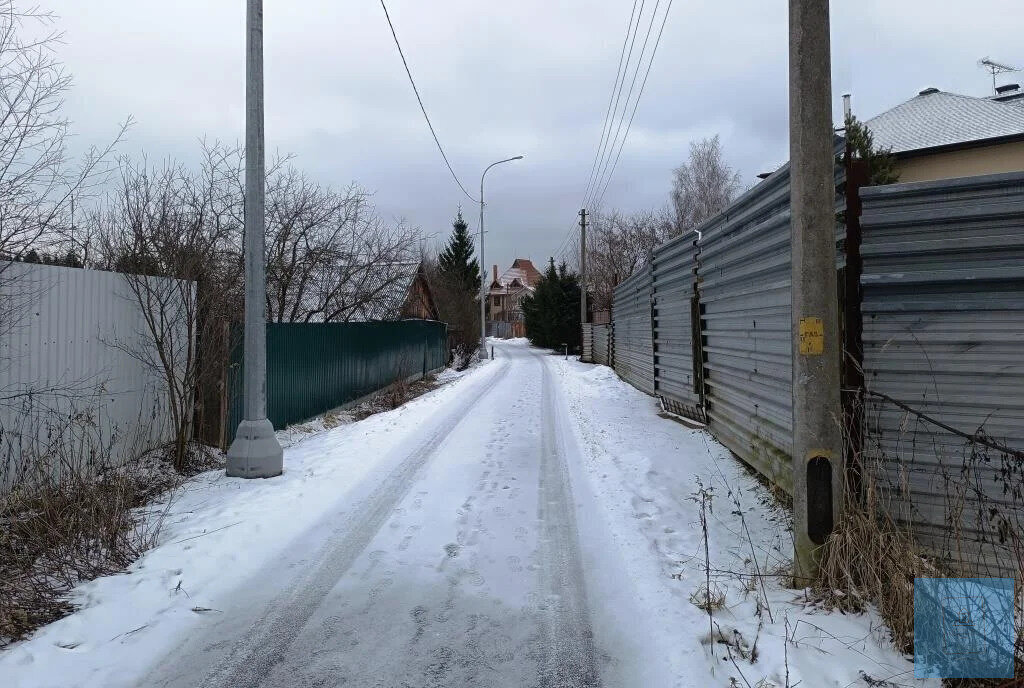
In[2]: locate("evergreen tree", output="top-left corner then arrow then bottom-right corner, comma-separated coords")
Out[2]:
437,209 -> 481,295
841,114 -> 899,186
522,258 -> 582,350
61,249 -> 83,268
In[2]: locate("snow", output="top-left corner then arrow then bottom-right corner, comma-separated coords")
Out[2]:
548,352 -> 935,688
0,340 -> 934,687
0,358 -> 501,688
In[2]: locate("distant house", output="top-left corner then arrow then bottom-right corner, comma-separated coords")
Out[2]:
348,261 -> 440,322
486,258 -> 542,324
863,86 -> 1024,183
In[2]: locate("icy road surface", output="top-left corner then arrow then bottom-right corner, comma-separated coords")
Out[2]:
3,339 -> 928,688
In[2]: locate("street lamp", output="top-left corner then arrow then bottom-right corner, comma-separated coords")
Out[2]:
226,0 -> 283,478
479,155 -> 523,359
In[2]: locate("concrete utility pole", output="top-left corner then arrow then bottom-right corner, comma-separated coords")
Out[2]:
478,155 -> 523,359
789,0 -> 843,581
579,208 -> 587,326
227,0 -> 283,478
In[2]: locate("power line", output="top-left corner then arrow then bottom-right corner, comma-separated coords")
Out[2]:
590,0 -> 662,209
592,0 -> 675,210
379,0 -> 478,203
581,0 -> 641,206
585,0 -> 648,209
553,2 -> 641,272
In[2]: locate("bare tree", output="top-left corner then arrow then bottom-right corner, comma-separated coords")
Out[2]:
95,145 -> 245,469
0,3 -> 127,261
263,167 -> 421,323
669,135 -> 741,235
585,208 -> 673,311
0,1 -> 126,424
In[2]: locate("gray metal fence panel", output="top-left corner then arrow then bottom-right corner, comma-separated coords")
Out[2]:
860,171 -> 1024,576
592,324 -> 611,366
0,262 -> 193,489
612,265 -> 655,395
581,323 -> 593,362
652,233 -> 703,421
696,159 -> 846,493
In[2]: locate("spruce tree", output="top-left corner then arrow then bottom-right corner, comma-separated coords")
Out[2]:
438,209 -> 481,295
841,114 -> 899,186
522,258 -> 581,350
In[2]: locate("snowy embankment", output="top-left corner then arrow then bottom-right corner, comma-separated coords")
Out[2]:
0,360 -> 499,688
549,355 -> 934,688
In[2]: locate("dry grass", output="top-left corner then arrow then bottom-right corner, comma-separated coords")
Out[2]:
0,444 -> 219,647
690,582 -> 727,612
818,390 -> 1024,685
817,498 -> 938,653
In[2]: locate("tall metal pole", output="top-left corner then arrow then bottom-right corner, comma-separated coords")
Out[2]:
227,0 -> 283,478
478,156 -> 523,359
579,208 -> 587,325
479,179 -> 486,359
789,0 -> 842,580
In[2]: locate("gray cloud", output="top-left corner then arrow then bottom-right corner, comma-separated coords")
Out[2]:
54,0 -> 1023,270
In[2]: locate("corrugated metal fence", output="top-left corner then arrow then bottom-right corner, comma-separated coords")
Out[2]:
487,321 -> 524,339
860,171 -> 1024,576
600,167 -> 1024,575
226,320 -> 448,444
592,323 -> 612,367
0,262 -> 192,489
652,233 -> 703,422
581,323 -> 593,362
612,265 -> 655,395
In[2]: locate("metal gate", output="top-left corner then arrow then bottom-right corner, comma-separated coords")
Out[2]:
612,265 -> 655,395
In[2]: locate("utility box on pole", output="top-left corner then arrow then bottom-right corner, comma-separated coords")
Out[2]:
788,0 -> 843,582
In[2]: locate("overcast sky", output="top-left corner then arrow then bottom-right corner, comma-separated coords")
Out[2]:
54,1 -> 1022,272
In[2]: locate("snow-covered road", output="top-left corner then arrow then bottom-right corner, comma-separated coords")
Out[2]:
148,341 -> 610,687
3,339 -> 929,688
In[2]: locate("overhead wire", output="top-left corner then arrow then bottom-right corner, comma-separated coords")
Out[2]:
379,0 -> 478,203
580,0 -> 641,206
584,0 -> 648,210
589,0 -> 662,210
591,0 -> 675,210
551,1 -> 644,270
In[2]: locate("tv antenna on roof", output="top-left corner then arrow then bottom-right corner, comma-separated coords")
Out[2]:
978,57 -> 1020,94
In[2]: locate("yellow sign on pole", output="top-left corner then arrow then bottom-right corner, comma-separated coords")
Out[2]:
799,317 -> 824,355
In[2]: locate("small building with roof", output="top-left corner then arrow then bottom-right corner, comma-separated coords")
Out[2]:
864,86 -> 1024,183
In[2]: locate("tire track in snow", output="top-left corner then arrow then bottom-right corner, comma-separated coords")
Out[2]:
535,353 -> 602,688
195,360 -> 513,688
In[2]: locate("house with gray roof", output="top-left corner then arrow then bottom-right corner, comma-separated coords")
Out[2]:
864,86 -> 1024,183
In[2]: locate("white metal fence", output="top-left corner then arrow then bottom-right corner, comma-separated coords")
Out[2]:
0,262 -> 193,489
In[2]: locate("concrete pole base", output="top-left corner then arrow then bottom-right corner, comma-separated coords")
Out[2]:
226,418 -> 283,478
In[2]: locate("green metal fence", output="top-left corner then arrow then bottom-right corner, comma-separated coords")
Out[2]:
226,320 -> 449,444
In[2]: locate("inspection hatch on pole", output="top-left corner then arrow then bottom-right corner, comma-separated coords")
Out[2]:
788,0 -> 843,581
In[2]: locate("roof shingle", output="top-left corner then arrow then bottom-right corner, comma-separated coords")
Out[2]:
865,89 -> 1024,154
